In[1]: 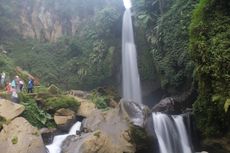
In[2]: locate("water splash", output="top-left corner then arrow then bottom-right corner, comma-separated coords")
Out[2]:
46,122 -> 81,153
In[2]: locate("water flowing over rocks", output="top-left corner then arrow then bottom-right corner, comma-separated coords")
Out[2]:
0,99 -> 25,121
61,101 -> 149,153
0,117 -> 46,153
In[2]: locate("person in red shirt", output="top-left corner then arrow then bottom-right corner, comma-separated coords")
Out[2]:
5,82 -> 12,94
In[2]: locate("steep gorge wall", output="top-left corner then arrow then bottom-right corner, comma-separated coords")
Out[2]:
3,0 -> 122,42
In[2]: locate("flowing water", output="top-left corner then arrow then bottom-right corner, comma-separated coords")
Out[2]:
152,113 -> 194,153
122,1 -> 142,103
46,122 -> 81,153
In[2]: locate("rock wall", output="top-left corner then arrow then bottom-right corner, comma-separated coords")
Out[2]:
13,0 -> 80,42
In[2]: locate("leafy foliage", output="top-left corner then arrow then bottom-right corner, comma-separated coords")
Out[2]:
90,91 -> 109,110
190,0 -> 230,137
20,95 -> 55,128
134,0 -> 197,94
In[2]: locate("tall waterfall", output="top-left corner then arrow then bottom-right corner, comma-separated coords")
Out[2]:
152,113 -> 194,153
122,0 -> 142,103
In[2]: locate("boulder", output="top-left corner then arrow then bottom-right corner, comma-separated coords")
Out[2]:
120,99 -> 150,127
62,101 -> 142,153
54,108 -> 76,131
151,97 -> 178,114
0,117 -> 46,153
40,128 -> 58,145
77,101 -> 96,118
69,90 -> 90,99
62,131 -> 134,153
0,99 -> 25,121
71,95 -> 96,118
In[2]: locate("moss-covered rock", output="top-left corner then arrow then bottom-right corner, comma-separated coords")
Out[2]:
44,96 -> 80,113
130,125 -> 153,153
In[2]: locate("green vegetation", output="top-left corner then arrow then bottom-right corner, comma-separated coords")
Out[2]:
44,96 -> 80,113
20,94 -> 55,128
1,0 -> 123,90
134,0 -> 197,94
0,53 -> 15,77
93,131 -> 101,138
190,0 -> 230,137
90,91 -> 109,110
11,136 -> 18,145
130,125 -> 152,153
0,116 -> 6,130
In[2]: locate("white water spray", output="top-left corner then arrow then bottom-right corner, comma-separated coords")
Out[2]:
122,0 -> 142,103
46,122 -> 81,153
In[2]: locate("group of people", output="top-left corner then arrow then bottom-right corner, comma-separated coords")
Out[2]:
1,72 -> 34,103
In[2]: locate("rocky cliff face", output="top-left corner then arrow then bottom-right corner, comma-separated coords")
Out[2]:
13,0 -> 80,42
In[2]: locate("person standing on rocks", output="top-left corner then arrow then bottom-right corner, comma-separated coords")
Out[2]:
19,79 -> 24,92
1,72 -> 6,87
5,82 -> 11,94
27,78 -> 34,93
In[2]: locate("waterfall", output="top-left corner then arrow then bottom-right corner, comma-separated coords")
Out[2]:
122,0 -> 142,103
46,122 -> 81,153
152,113 -> 194,153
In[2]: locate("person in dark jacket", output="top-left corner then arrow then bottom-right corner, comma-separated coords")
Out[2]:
27,78 -> 34,93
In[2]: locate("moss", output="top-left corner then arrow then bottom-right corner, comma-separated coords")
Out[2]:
130,125 -> 152,153
93,131 -> 101,138
44,96 -> 80,113
190,0 -> 230,137
11,136 -> 18,144
0,116 -> 6,130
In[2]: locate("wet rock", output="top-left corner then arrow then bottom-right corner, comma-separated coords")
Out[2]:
201,138 -> 230,153
120,99 -> 150,127
40,128 -> 58,145
0,99 -> 25,121
54,108 -> 76,132
151,97 -> 179,114
0,117 -> 46,153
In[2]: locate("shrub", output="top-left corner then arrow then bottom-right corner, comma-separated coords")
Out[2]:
90,92 -> 109,110
44,96 -> 80,113
20,94 -> 55,128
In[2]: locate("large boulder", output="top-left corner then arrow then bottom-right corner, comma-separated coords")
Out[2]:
151,97 -> 176,114
77,100 -> 96,118
120,99 -> 150,127
62,130 -> 134,153
69,90 -> 90,99
62,101 -> 140,153
54,108 -> 76,131
0,99 -> 25,121
0,117 -> 46,153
